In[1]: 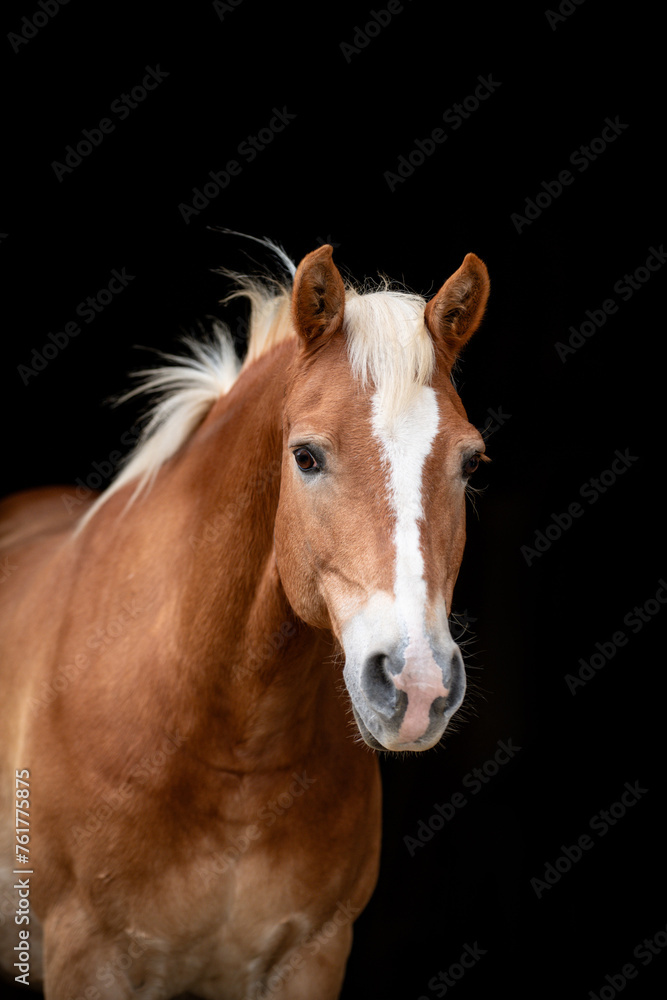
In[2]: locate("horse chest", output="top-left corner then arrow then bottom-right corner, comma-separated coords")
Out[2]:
105,800 -> 379,997
96,762 -> 381,995
159,861 -> 342,997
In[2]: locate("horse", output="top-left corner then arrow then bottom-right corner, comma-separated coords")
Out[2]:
0,238 -> 490,999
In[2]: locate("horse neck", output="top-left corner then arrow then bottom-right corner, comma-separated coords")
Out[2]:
88,340 -> 336,768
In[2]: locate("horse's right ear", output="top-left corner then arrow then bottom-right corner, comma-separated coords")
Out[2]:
291,245 -> 346,347
424,253 -> 490,366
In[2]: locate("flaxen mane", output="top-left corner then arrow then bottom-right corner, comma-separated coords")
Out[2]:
78,238 -> 435,529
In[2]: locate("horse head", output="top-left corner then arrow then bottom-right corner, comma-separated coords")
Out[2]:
274,245 -> 490,752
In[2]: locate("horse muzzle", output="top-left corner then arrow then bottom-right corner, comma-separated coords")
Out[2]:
343,635 -> 466,752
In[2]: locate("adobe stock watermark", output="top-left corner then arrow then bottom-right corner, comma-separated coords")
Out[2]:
555,244 -> 666,362
240,620 -> 298,679
448,608 -> 478,644
511,116 -> 628,233
7,0 -> 71,54
520,447 -> 638,566
418,942 -> 487,1000
339,1 -> 410,62
195,771 -> 317,889
383,74 -> 501,192
28,599 -> 144,713
178,107 -> 297,224
51,65 -> 170,182
60,423 -> 142,514
530,779 -> 648,898
588,916 -> 667,1000
212,0 -> 246,20
565,578 -> 667,695
17,267 -> 135,385
404,738 -> 521,856
0,555 -> 18,583
253,899 -> 360,1000
315,234 -> 341,249
480,403 -> 512,442
94,934 -> 164,997
70,729 -> 187,846
544,0 -> 587,31
59,930 -> 165,999
188,456 -> 283,550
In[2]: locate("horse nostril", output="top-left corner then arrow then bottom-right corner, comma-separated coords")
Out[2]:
362,653 -> 399,718
445,647 -> 466,711
431,695 -> 449,718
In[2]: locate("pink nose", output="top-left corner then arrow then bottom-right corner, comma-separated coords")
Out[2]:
392,652 -> 449,744
360,640 -> 465,746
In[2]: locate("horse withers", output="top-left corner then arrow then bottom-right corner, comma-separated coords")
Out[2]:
0,241 -> 490,998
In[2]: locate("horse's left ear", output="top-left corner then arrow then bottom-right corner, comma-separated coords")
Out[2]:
291,244 -> 346,347
424,253 -> 490,364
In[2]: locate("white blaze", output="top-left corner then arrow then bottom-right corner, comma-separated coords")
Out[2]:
371,386 -> 449,744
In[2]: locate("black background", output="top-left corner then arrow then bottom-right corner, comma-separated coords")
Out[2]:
2,2 -> 664,999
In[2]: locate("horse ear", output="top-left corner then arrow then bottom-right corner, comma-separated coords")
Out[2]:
291,244 -> 345,346
424,253 -> 490,364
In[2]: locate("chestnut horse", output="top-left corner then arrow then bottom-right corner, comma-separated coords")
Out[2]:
0,241 -> 490,999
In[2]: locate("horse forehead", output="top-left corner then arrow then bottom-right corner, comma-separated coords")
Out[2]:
286,369 -> 472,459
372,385 -> 473,456
285,333 -> 473,445
285,346 -> 371,430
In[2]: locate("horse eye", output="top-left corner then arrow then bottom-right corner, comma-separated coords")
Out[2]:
294,447 -> 318,472
463,454 -> 481,477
